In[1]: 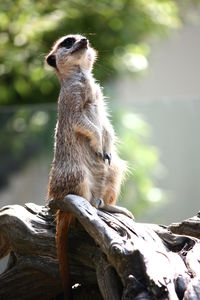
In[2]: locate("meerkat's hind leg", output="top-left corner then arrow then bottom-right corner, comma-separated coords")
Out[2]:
96,198 -> 134,219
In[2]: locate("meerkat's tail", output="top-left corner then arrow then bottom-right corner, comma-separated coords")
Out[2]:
56,210 -> 75,300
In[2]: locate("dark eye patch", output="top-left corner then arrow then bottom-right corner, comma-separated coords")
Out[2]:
59,37 -> 76,49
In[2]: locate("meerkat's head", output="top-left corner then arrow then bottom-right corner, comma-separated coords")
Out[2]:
46,34 -> 97,78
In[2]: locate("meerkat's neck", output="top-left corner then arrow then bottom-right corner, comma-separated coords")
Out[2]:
58,65 -> 94,85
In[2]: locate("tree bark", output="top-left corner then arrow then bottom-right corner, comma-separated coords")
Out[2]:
0,195 -> 200,300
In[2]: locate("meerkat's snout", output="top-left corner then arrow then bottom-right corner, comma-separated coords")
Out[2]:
71,38 -> 88,54
80,38 -> 88,46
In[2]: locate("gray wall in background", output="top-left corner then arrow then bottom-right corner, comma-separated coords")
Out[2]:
133,99 -> 200,225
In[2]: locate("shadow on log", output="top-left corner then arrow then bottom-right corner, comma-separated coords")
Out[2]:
0,195 -> 200,300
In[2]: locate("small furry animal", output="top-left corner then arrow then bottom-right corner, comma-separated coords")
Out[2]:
46,34 -> 133,298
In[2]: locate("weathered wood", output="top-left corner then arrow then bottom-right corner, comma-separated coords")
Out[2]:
0,196 -> 200,300
169,212 -> 200,239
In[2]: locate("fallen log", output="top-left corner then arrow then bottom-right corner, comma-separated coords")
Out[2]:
0,195 -> 200,300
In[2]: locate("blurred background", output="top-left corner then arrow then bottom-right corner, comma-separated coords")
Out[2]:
1,0 -> 200,229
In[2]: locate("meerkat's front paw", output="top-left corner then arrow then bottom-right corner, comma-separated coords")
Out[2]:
95,150 -> 112,165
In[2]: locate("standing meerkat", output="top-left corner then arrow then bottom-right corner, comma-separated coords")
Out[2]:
46,34 -> 133,298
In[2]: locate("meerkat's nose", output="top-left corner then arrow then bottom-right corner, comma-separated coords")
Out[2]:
80,38 -> 88,46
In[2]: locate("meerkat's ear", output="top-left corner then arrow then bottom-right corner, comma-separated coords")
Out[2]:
46,54 -> 56,68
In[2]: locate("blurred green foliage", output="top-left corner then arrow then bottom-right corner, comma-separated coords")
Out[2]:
0,0 -> 182,215
113,109 -> 164,215
0,0 -> 180,105
0,106 -> 57,189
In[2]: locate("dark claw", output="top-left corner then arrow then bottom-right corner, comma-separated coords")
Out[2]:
97,198 -> 104,208
103,153 -> 112,165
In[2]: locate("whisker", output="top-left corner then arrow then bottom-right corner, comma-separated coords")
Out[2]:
95,62 -> 115,77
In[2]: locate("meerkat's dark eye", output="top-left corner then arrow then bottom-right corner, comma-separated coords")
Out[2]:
59,37 -> 76,49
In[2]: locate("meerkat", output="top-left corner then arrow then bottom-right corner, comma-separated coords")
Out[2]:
46,34 -> 133,299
